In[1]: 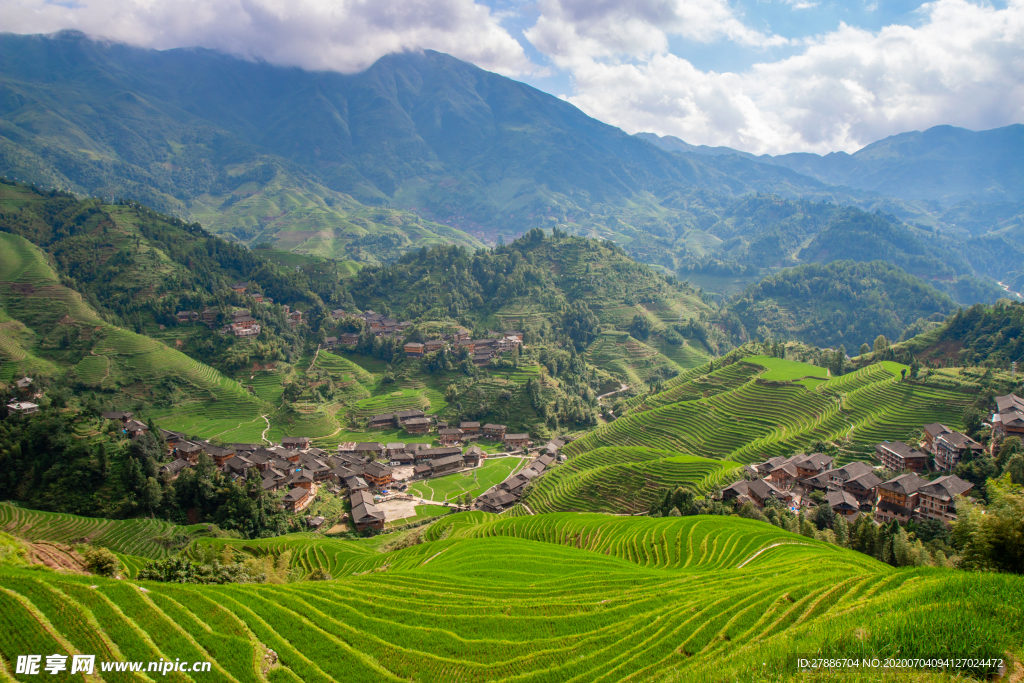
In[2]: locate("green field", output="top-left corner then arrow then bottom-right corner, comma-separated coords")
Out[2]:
1,512 -> 1021,682
386,504 -> 450,527
408,457 -> 530,503
572,355 -> 972,466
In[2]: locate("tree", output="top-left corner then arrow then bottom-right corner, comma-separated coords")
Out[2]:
562,301 -> 601,351
629,314 -> 651,340
859,343 -> 870,356
873,335 -> 889,355
1005,454 -> 1024,486
954,473 -> 1024,574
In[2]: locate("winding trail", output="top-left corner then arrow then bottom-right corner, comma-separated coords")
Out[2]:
260,414 -> 271,444
307,345 -> 321,374
597,383 -> 629,402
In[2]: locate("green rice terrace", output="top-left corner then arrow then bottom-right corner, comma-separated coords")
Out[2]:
524,448 -> 741,515
1,513 -> 1021,682
573,353 -> 974,466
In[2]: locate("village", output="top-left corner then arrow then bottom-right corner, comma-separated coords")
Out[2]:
86,407 -> 569,533
721,392 -> 1024,528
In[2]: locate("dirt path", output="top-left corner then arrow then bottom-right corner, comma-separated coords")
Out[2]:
91,348 -> 111,386
260,414 -> 271,444
597,384 -> 629,401
307,345 -> 321,374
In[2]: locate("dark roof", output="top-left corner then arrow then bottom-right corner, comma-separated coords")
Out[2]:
403,417 -> 431,426
177,441 -> 203,453
794,452 -> 833,471
351,502 -> 385,522
354,442 -> 383,451
438,428 -> 464,436
722,480 -> 750,495
100,411 -> 132,420
231,443 -> 260,452
159,458 -> 190,474
395,409 -> 425,419
879,472 -> 928,496
418,446 -> 462,458
937,432 -> 983,450
919,475 -> 974,501
995,394 -> 1024,413
350,489 -> 375,507
845,472 -> 883,491
923,423 -> 951,438
460,422 -> 481,428
404,342 -> 425,349
429,454 -> 465,468
479,491 -> 517,508
505,433 -> 529,440
536,454 -> 556,468
483,423 -> 506,430
281,437 -> 310,445
831,461 -> 875,482
363,462 -> 392,478
747,478 -> 788,501
825,489 -> 859,510
877,441 -> 928,461
369,413 -> 395,422
282,487 -> 308,502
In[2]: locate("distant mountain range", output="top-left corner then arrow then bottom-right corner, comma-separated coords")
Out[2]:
637,124 -> 1024,207
1,30 -> 1023,302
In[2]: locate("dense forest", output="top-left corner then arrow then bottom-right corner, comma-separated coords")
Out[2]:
723,260 -> 958,350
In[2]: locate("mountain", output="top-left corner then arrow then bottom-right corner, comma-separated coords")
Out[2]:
0,31 -> 875,253
723,260 -> 959,351
640,124 -> 1024,206
895,300 -> 1024,368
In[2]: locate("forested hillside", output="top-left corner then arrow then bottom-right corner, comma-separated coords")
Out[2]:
724,260 -> 958,350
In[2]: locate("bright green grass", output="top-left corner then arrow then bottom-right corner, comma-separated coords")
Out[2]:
745,355 -> 829,381
407,456 -> 529,503
2,512 -> 1020,682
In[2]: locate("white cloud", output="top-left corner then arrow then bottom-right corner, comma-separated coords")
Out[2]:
0,0 -> 535,75
525,0 -> 787,68
534,0 -> 1024,154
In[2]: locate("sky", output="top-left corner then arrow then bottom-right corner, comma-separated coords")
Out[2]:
2,0 -> 1022,155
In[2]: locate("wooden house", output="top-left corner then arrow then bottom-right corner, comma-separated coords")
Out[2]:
916,475 -> 973,523
201,308 -> 217,324
354,442 -> 384,458
746,479 -> 792,507
438,428 -> 464,445
483,423 -> 507,438
362,462 -> 394,488
876,441 -> 929,473
230,282 -> 248,294
504,433 -> 530,449
424,339 -> 446,353
460,421 -> 481,433
921,423 -> 951,453
175,310 -> 199,323
339,332 -> 359,346
403,417 -> 431,434
503,330 -> 524,341
369,413 -> 396,429
478,491 -> 517,513
404,342 -> 425,358
386,443 -> 406,458
428,454 -> 464,475
101,411 -> 133,422
875,473 -> 928,524
463,446 -> 483,468
282,487 -> 312,512
993,394 -> 1024,438
123,419 -> 150,438
199,442 -> 236,468
395,409 -> 426,424
158,458 -> 190,479
933,431 -> 983,471
825,490 -> 860,519
282,436 -> 311,450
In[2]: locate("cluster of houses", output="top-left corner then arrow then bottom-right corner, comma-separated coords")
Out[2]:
365,409 -> 532,449
175,282 -> 308,339
722,427 -> 982,526
403,330 -> 523,366
992,393 -> 1024,440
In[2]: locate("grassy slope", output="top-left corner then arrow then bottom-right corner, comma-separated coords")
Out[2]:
0,231 -> 268,433
1,512 -> 1020,682
407,456 -> 530,503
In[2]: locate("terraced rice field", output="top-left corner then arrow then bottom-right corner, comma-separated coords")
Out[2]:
585,332 -> 680,390
524,447 -> 741,514
0,503 -> 180,559
354,389 -> 431,418
570,359 -> 973,465
2,513 -> 1020,682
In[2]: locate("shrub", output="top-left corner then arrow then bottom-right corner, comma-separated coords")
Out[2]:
82,546 -> 120,577
306,567 -> 332,581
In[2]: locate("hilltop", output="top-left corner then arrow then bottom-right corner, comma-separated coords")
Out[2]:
724,260 -> 959,350
0,511 -> 1020,681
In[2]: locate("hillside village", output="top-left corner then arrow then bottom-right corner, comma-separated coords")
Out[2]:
721,393 -> 1024,529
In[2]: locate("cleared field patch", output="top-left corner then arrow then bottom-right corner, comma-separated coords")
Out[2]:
408,456 -> 529,503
